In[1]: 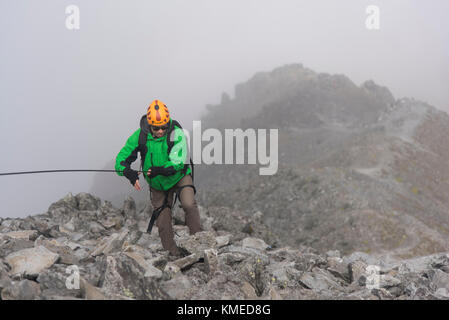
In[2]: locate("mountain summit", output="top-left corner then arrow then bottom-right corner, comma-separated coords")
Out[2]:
196,63 -> 449,259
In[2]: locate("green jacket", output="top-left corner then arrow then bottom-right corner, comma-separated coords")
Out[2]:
115,118 -> 191,191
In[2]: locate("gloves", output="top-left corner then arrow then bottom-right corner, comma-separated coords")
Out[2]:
148,166 -> 176,178
123,167 -> 139,186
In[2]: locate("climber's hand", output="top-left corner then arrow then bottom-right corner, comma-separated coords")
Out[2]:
123,167 -> 140,190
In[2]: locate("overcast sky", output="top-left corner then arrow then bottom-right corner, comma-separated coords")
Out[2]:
1,0 -> 448,218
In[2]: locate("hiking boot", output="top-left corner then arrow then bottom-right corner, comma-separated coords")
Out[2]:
169,246 -> 189,258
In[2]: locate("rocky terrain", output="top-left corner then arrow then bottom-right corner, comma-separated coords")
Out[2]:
91,64 -> 449,260
1,192 -> 449,300
194,64 -> 449,259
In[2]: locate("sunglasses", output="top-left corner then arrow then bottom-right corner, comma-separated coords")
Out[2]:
151,125 -> 169,132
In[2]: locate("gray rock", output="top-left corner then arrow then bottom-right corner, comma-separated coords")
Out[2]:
89,222 -> 106,234
204,249 -> 218,275
4,190 -> 449,300
1,279 -> 41,300
240,281 -> 258,299
123,251 -> 163,280
0,235 -> 35,257
122,196 -> 137,219
99,200 -> 123,217
326,250 -> 341,258
161,275 -> 192,299
0,260 -> 12,295
34,236 -> 80,265
171,253 -> 200,270
163,263 -> 181,279
326,257 -> 350,282
177,231 -> 218,257
430,269 -> 449,291
1,219 -> 22,232
47,193 -> 78,222
36,265 -> 82,298
434,287 -> 449,299
99,215 -> 124,230
101,254 -> 169,300
348,260 -> 368,284
299,268 -> 345,294
371,288 -> 394,300
215,234 -> 231,248
80,277 -> 106,300
380,274 -> 402,289
5,246 -> 59,277
431,254 -> 449,273
75,192 -> 101,211
3,230 -> 39,241
219,252 -> 247,265
242,237 -> 269,251
221,245 -> 269,261
90,230 -> 129,257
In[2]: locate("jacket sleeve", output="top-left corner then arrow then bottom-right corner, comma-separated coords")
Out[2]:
115,129 -> 141,176
163,126 -> 188,172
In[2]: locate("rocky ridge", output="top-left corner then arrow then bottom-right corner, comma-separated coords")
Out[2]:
1,192 -> 449,300
195,64 -> 449,259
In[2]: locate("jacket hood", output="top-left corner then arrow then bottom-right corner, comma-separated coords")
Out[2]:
140,115 -> 151,135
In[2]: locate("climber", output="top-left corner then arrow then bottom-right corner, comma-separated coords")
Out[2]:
115,99 -> 203,256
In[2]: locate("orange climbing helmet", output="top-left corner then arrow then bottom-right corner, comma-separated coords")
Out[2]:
147,99 -> 170,126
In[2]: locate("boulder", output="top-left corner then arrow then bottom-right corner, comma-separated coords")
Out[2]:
0,235 -> 34,257
101,254 -> 169,300
204,249 -> 218,275
122,196 -> 137,219
242,237 -> 269,251
348,260 -> 368,284
171,253 -> 200,270
1,279 -> 41,300
3,230 -> 39,241
34,236 -> 79,265
215,234 -> 231,248
80,277 -> 106,300
90,230 -> 129,257
5,246 -> 59,277
36,264 -> 82,298
75,192 -> 101,211
124,251 -> 163,279
161,275 -> 192,299
177,231 -> 218,257
240,281 -> 258,299
163,263 -> 182,279
327,257 -> 350,282
299,268 -> 345,294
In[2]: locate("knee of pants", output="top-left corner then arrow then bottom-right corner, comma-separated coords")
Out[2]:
181,199 -> 198,212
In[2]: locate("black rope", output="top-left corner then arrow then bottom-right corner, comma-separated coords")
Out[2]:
0,169 -> 145,176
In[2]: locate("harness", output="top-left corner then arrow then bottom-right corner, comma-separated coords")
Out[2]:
137,115 -> 196,233
145,183 -> 197,234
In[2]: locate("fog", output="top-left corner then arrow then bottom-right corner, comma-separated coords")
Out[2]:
1,0 -> 448,218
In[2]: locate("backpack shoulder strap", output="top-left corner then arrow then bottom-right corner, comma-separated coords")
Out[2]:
138,115 -> 150,171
